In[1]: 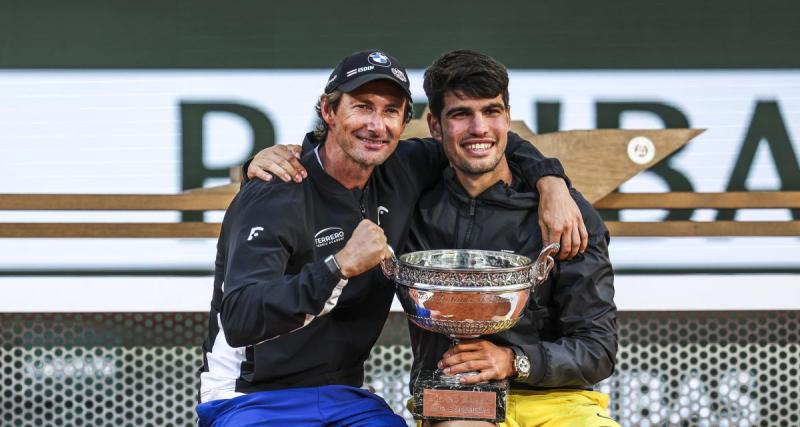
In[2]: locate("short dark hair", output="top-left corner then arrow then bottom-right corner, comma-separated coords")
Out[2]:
423,50 -> 510,118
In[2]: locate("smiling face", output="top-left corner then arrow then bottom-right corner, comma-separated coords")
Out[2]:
322,80 -> 407,172
429,90 -> 511,177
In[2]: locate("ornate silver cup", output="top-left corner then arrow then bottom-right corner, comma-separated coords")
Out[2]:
380,243 -> 560,422
382,243 -> 559,339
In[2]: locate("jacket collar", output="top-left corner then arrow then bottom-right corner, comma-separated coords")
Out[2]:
301,132 -> 370,200
442,163 -> 538,209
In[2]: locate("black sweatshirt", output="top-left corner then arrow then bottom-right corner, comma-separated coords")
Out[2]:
406,163 -> 617,392
198,132 -> 567,402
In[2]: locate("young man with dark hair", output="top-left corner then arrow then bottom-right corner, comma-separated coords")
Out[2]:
406,49 -> 619,426
198,49 -> 584,426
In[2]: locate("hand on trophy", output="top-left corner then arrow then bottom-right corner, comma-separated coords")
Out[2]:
334,219 -> 391,278
247,143 -> 306,183
437,339 -> 516,385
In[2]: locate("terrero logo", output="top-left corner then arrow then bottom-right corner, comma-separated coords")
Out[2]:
314,227 -> 345,248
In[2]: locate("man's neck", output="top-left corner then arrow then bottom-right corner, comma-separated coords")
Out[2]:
319,137 -> 373,190
454,160 -> 513,198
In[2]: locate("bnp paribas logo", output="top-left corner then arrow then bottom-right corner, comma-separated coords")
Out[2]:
314,227 -> 345,248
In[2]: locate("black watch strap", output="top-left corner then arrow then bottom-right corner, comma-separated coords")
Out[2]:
324,254 -> 347,280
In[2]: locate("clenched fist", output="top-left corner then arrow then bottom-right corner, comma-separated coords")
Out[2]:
334,220 -> 391,278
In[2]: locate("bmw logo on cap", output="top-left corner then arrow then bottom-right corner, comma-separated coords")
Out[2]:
367,52 -> 391,67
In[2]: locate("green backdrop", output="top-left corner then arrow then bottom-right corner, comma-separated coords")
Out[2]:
1,0 -> 797,69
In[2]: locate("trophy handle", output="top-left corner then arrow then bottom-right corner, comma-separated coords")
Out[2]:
380,245 -> 399,279
530,242 -> 560,286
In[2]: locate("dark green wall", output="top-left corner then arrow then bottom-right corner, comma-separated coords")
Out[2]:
1,0 -> 798,69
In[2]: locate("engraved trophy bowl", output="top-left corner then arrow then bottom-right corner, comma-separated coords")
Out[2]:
379,243 -> 560,422
381,243 -> 560,339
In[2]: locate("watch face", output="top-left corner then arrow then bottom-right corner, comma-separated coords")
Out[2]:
516,356 -> 531,375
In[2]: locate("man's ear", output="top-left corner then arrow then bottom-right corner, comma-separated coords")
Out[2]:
427,112 -> 442,141
321,95 -> 336,128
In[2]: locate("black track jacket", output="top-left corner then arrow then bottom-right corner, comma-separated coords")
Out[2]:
406,162 -> 617,391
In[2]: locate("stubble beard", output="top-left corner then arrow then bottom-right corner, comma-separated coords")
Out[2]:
454,155 -> 503,176
340,136 -> 389,171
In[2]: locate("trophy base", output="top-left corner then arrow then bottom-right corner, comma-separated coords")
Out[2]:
411,369 -> 508,422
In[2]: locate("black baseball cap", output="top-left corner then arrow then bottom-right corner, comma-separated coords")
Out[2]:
324,49 -> 411,98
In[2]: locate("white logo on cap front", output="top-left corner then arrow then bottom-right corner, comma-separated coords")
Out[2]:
391,68 -> 407,82
368,52 -> 391,67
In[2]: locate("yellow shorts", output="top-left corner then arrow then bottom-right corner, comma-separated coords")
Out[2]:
413,389 -> 620,427
501,389 -> 620,427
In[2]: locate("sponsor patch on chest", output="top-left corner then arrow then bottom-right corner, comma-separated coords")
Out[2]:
314,227 -> 345,248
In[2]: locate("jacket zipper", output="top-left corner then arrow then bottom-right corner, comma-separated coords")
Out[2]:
463,199 -> 477,247
358,184 -> 369,220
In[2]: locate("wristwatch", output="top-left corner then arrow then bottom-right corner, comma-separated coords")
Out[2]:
324,254 -> 347,280
511,346 -> 531,381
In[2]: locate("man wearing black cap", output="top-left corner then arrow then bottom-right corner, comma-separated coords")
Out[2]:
197,49 -> 580,426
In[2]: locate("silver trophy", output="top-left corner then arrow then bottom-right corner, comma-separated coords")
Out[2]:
381,243 -> 560,422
